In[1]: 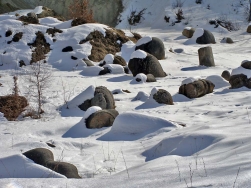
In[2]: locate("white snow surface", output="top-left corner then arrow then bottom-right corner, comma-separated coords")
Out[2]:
136,36 -> 152,46
181,76 -> 201,85
104,54 -> 114,64
135,73 -> 147,83
130,49 -> 147,59
82,106 -> 102,121
103,64 -> 125,74
1,0 -> 251,187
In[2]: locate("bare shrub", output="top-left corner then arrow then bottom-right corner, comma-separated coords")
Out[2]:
175,8 -> 185,22
195,0 -> 202,4
23,61 -> 53,119
172,0 -> 185,9
127,8 -> 147,26
212,15 -> 241,31
68,0 -> 95,24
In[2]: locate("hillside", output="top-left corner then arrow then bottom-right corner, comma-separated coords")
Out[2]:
0,0 -> 251,187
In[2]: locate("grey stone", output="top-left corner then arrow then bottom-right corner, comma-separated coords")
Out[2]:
113,55 -> 127,66
247,25 -> 251,33
221,70 -> 231,81
83,59 -> 94,66
23,148 -> 81,179
179,79 -> 215,98
78,99 -> 91,111
128,53 -> 167,77
94,86 -> 115,109
196,29 -> 216,44
182,27 -> 195,38
241,61 -> 251,69
85,109 -> 119,129
229,74 -> 249,89
146,74 -> 156,82
135,37 -> 165,60
153,89 -> 173,105
91,93 -> 106,109
198,46 -> 215,67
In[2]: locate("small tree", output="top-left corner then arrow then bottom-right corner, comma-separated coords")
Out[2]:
24,61 -> 53,119
68,0 -> 94,21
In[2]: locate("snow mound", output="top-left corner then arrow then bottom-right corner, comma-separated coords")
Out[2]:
67,85 -> 95,109
136,36 -> 152,46
104,54 -> 114,64
231,66 -> 251,78
130,50 -> 147,59
181,76 -> 201,85
0,112 -> 7,121
132,91 -> 149,101
111,112 -> 177,134
150,87 -> 158,97
103,64 -> 124,74
135,73 -> 147,83
81,66 -> 104,76
0,154 -> 65,178
143,134 -> 222,161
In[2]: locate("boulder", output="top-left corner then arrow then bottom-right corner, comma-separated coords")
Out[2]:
113,55 -> 127,66
128,52 -> 166,77
135,37 -> 165,60
198,46 -> 215,67
221,37 -> 234,44
83,59 -> 94,66
78,86 -> 115,111
37,7 -> 58,19
19,60 -> 26,67
23,148 -> 81,178
27,12 -> 37,19
12,32 -> 23,42
196,29 -> 216,44
153,89 -> 174,105
247,25 -> 251,33
19,13 -> 39,24
146,74 -> 156,82
229,74 -> 251,89
99,67 -> 111,75
241,61 -> 251,69
221,70 -> 231,81
85,109 -> 119,129
182,27 -> 195,38
179,79 -> 215,98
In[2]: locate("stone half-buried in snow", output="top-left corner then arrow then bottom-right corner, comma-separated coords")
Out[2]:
23,148 -> 81,179
135,36 -> 165,60
78,86 -> 115,111
194,28 -> 216,44
229,64 -> 251,89
128,50 -> 167,77
247,25 -> 251,33
153,89 -> 174,105
85,109 -> 119,129
221,70 -> 231,81
182,27 -> 195,38
179,78 -> 215,99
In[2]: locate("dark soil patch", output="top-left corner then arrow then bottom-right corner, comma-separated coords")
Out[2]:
28,31 -> 51,64
19,15 -> 39,24
46,27 -> 63,37
71,17 -> 95,27
0,95 -> 28,121
71,56 -> 78,60
5,30 -> 12,37
81,28 -> 141,62
12,32 -> 23,42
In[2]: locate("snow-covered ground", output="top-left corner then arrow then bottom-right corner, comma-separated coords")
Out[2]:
0,0 -> 251,187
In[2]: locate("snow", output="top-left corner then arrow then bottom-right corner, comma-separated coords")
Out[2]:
135,73 -> 147,83
136,36 -> 152,46
130,50 -> 147,59
82,106 -> 102,121
181,76 -> 201,85
1,0 -> 251,187
103,64 -> 125,74
231,66 -> 251,78
104,54 -> 114,64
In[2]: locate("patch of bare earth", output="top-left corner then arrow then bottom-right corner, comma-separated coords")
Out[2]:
80,28 -> 141,62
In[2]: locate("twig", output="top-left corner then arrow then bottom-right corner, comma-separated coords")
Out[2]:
175,159 -> 181,182
233,167 -> 240,188
202,157 -> 207,177
121,150 -> 129,178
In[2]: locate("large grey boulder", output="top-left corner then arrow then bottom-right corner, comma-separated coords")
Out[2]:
135,37 -> 165,60
229,74 -> 251,89
23,148 -> 81,178
221,70 -> 231,81
196,29 -> 216,44
247,25 -> 251,33
85,109 -> 119,129
241,61 -> 251,69
128,51 -> 166,77
153,89 -> 174,105
179,79 -> 215,98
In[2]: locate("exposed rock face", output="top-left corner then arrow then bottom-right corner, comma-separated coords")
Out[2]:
8,0 -> 123,26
